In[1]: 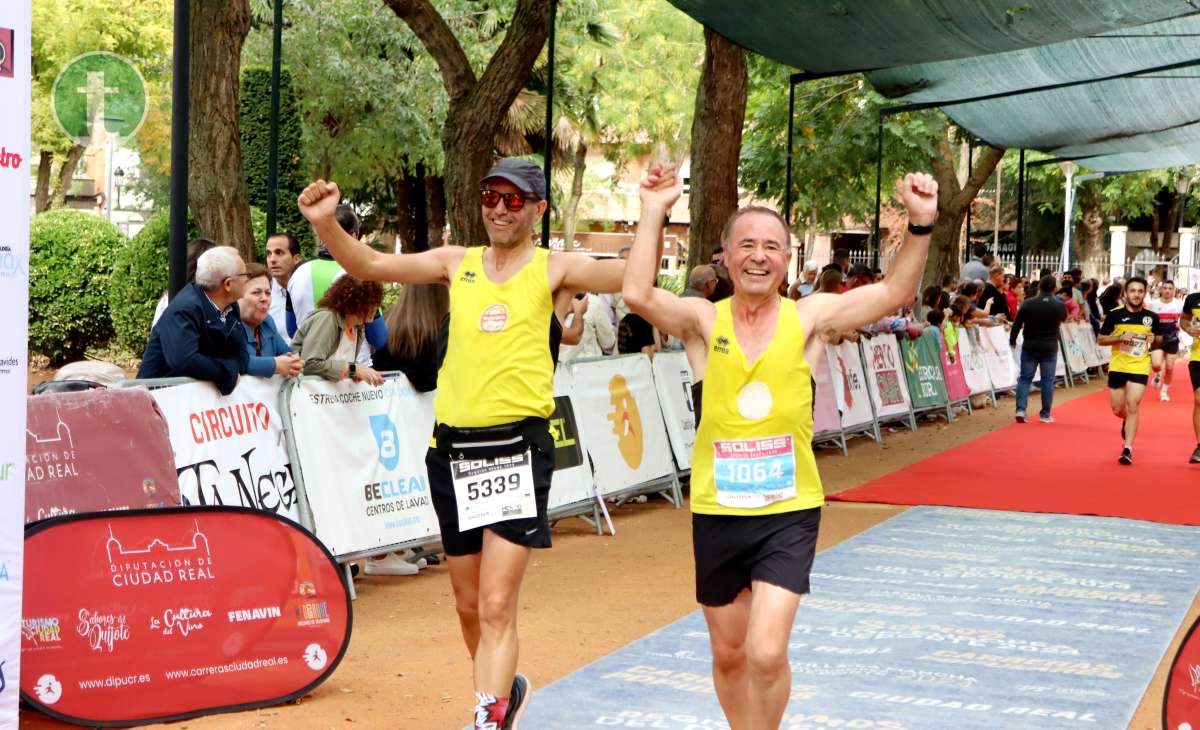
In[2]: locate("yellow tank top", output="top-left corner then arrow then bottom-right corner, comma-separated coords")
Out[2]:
690,298 -> 824,516
434,246 -> 555,427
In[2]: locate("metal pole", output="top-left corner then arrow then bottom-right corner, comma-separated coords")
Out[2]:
872,111 -> 883,269
964,142 -> 973,263
266,0 -> 283,237
993,165 -> 1001,259
1016,149 -> 1026,278
784,78 -> 795,229
168,0 -> 190,298
540,0 -> 558,247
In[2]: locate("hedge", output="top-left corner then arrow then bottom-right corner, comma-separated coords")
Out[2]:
108,207 -> 267,354
241,65 -> 312,256
29,210 -> 123,364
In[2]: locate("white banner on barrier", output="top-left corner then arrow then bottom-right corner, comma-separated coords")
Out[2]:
1060,325 -> 1088,375
649,351 -> 696,471
149,377 -> 300,522
956,328 -> 992,397
1072,323 -> 1104,369
567,355 -> 675,497
288,376 -> 439,556
828,342 -> 874,431
979,326 -> 1018,390
862,334 -> 913,421
0,4 -> 29,723
546,390 -> 596,513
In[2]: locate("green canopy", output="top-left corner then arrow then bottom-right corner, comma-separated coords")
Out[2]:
668,1 -> 1200,171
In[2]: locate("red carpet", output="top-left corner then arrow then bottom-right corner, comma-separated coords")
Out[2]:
831,365 -> 1200,525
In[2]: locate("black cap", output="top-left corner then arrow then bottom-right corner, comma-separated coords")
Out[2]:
481,158 -> 546,199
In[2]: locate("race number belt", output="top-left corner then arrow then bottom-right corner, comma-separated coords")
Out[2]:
712,435 -> 796,509
450,450 -> 536,531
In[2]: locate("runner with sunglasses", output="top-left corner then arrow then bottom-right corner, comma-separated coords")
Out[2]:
299,158 -> 624,730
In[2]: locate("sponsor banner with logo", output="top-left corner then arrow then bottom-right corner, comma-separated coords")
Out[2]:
146,377 -> 299,522
565,355 -> 675,497
1060,326 -> 1088,375
1071,323 -> 1105,369
25,389 -> 180,523
939,339 -> 971,403
0,4 -> 29,726
1164,614 -> 1200,729
649,351 -> 696,471
827,342 -> 873,432
546,393 -> 594,513
811,348 -> 841,437
979,325 -> 1018,391
901,330 -> 949,411
287,375 -> 438,557
956,327 -> 993,397
862,334 -> 913,420
20,507 -> 349,726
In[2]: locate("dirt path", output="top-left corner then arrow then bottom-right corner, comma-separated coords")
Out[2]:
20,378 -> 1192,730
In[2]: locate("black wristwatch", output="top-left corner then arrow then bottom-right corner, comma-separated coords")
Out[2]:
348,363 -> 357,379
907,221 -> 934,235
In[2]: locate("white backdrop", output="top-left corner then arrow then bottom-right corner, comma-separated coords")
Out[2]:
649,351 -> 696,471
0,5 -> 29,727
288,375 -> 439,557
957,328 -> 993,397
566,355 -> 675,497
828,341 -> 874,431
148,377 -> 300,522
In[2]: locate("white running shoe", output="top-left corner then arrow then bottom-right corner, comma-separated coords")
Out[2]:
1161,389 -> 1171,402
364,553 -> 419,576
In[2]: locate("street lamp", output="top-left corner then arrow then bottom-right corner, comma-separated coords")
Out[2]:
113,167 -> 125,211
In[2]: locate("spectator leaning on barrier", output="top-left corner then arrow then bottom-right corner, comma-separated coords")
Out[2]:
265,232 -> 303,339
138,246 -> 250,395
559,292 -> 617,362
152,238 -> 217,327
238,263 -> 303,379
961,242 -> 989,282
979,264 -> 1010,321
1010,274 -> 1068,424
291,275 -> 386,386
372,283 -> 450,392
789,260 -> 819,300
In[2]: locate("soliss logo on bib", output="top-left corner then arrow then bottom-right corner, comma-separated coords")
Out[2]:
480,303 -> 509,333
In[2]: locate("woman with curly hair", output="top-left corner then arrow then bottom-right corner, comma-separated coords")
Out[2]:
291,274 -> 387,385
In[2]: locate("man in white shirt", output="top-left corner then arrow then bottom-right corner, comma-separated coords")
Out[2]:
265,232 -> 302,341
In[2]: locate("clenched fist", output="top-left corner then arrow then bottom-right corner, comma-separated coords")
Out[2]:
298,180 -> 342,225
897,172 -> 938,227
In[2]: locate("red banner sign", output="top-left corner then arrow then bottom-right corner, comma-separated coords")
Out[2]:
1165,615 -> 1200,730
25,389 -> 180,523
21,507 -> 351,726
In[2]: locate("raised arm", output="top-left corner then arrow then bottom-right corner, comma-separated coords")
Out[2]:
298,180 -> 460,284
557,253 -> 626,294
622,163 -> 709,341
800,173 -> 938,334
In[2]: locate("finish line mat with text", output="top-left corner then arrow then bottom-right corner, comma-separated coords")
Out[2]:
521,507 -> 1200,729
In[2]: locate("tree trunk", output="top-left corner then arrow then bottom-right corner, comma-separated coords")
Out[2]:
1158,193 -> 1181,258
685,27 -> 747,272
393,170 -> 422,253
1076,194 -> 1106,279
560,142 -> 588,249
35,150 -> 53,213
923,134 -> 1004,290
51,144 -> 85,209
1149,207 -> 1162,252
188,0 -> 255,260
385,0 -> 550,246
426,174 -> 447,247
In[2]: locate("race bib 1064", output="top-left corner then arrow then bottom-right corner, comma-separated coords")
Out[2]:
713,435 -> 796,509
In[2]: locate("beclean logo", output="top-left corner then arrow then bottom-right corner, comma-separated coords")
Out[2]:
51,52 -> 148,145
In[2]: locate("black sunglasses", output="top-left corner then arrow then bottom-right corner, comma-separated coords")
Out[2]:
481,188 -> 538,212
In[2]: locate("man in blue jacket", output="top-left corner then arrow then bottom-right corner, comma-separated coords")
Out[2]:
239,262 -> 303,378
138,246 -> 251,394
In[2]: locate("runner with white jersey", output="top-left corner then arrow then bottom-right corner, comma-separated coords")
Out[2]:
1147,280 -> 1183,401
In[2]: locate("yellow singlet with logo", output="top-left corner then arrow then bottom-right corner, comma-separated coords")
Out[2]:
690,297 -> 824,516
1100,306 -> 1160,375
434,246 -> 555,427
1186,293 -> 1200,362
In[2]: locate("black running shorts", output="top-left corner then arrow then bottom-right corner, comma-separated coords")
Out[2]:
1108,371 -> 1149,389
692,508 -> 821,607
1190,361 -> 1200,391
1154,336 -> 1182,355
426,418 -> 555,557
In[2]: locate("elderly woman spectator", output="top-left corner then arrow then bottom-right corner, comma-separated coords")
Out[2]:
372,283 -> 449,392
238,263 -> 302,378
291,275 -> 386,385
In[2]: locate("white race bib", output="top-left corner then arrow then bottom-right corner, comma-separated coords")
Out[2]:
1121,335 -> 1148,359
451,450 -> 536,530
713,435 -> 796,509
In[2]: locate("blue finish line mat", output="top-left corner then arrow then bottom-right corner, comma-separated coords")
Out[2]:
521,507 -> 1200,729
